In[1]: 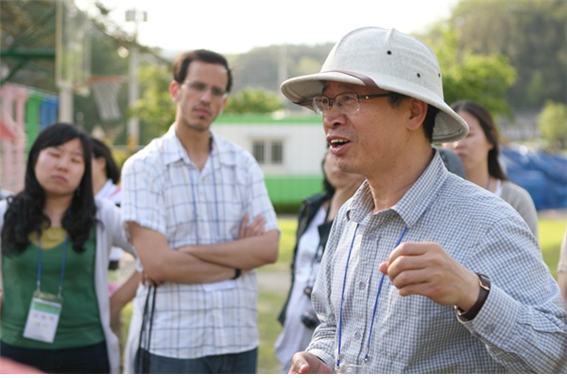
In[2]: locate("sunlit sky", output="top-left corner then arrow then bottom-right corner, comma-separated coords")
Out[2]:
78,0 -> 458,55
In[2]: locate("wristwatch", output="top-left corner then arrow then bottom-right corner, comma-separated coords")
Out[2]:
232,268 -> 242,280
455,273 -> 491,321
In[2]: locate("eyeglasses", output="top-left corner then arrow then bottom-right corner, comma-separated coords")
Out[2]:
182,80 -> 227,98
312,92 -> 393,115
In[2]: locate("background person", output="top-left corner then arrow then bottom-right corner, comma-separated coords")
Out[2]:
280,26 -> 567,374
0,123 -> 135,374
91,137 -> 121,206
121,49 -> 279,374
91,136 -> 138,372
443,100 -> 538,237
91,137 -> 124,298
437,147 -> 466,179
275,150 -> 364,373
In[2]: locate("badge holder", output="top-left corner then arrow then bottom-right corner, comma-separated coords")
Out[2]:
336,362 -> 364,374
23,235 -> 68,344
23,290 -> 63,343
335,352 -> 366,374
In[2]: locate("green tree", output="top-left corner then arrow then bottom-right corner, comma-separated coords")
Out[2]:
447,0 -> 566,109
538,101 -> 567,151
130,63 -> 175,144
224,87 -> 284,114
1,0 -> 57,90
424,27 -> 516,119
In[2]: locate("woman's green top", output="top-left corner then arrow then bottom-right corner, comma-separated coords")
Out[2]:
1,226 -> 105,349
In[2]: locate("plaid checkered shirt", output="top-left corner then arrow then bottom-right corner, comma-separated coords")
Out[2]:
308,151 -> 567,373
121,125 -> 278,359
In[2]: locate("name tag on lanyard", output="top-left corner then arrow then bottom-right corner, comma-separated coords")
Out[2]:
23,291 -> 63,343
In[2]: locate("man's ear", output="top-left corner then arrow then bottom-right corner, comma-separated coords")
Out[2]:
219,96 -> 228,115
169,81 -> 181,102
407,98 -> 428,131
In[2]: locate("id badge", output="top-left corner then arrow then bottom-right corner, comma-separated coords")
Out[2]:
335,352 -> 366,374
23,291 -> 62,343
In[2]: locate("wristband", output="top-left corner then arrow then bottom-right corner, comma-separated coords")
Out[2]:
232,268 -> 241,280
455,273 -> 491,321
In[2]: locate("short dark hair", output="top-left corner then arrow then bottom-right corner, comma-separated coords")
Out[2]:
91,137 -> 120,184
451,100 -> 507,180
172,49 -> 232,93
2,123 -> 96,255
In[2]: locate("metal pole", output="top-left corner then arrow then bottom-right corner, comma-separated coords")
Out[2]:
56,1 -> 73,123
127,43 -> 139,150
126,9 -> 145,151
59,86 -> 73,123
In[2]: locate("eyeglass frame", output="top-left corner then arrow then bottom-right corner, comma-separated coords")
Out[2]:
180,80 -> 228,99
310,92 -> 394,115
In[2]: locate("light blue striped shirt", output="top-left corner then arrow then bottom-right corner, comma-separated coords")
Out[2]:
121,125 -> 278,359
308,151 -> 567,373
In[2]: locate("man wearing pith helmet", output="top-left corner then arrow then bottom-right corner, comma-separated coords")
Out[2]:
281,27 -> 567,374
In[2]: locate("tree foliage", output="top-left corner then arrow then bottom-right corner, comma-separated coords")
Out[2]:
538,101 -> 567,151
5,0 -> 564,146
224,88 -> 284,114
446,0 -> 566,109
424,27 -> 516,119
230,44 -> 333,94
130,63 -> 175,144
1,0 -> 57,90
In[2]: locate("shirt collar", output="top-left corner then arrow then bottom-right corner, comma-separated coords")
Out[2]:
162,124 -> 232,167
345,150 -> 449,228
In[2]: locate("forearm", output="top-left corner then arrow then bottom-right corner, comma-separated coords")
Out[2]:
305,321 -> 337,368
110,271 -> 140,312
181,229 -> 279,270
139,248 -> 236,283
109,271 -> 140,320
461,285 -> 567,373
128,222 -> 236,284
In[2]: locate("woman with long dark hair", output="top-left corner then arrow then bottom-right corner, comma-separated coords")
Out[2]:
444,100 -> 538,236
0,123 -> 134,373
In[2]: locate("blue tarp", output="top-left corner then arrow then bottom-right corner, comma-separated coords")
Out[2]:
500,146 -> 567,210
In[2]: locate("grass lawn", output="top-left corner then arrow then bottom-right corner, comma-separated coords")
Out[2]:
122,215 -> 566,374
539,218 -> 567,278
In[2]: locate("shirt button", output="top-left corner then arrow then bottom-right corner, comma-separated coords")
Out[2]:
354,331 -> 362,340
358,281 -> 366,290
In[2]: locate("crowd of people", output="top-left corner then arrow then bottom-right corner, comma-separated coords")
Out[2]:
0,26 -> 566,374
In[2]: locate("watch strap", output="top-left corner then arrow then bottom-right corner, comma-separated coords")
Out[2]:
455,273 -> 491,321
232,268 -> 242,280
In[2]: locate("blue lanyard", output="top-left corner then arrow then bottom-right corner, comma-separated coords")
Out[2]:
36,234 -> 68,299
336,224 -> 408,369
188,149 -> 220,244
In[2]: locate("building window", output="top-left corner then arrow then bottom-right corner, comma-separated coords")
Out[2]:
252,142 -> 265,163
252,140 -> 284,165
270,141 -> 283,164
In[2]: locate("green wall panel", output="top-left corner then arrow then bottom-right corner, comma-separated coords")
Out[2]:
264,175 -> 323,204
25,95 -> 42,152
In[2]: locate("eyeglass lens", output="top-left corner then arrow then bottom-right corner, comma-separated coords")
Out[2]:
313,93 -> 359,115
184,80 -> 226,98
